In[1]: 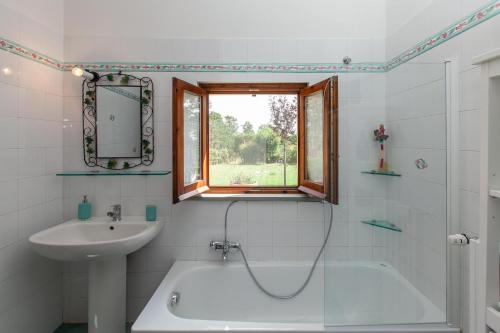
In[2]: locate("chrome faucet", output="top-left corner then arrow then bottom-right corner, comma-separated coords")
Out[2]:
209,201 -> 240,261
209,240 -> 240,261
107,204 -> 122,222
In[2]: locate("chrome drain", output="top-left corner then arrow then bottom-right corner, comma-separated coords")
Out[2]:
170,292 -> 180,306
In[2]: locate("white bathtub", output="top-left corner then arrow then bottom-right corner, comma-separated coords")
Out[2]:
133,261 -> 458,333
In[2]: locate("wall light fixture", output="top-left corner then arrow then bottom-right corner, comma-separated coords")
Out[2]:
72,67 -> 99,82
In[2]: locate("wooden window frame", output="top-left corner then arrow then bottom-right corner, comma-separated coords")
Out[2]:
199,82 -> 307,195
173,79 -> 338,204
298,77 -> 338,204
172,78 -> 209,203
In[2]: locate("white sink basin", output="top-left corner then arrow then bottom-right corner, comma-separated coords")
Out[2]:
29,216 -> 164,261
29,216 -> 164,333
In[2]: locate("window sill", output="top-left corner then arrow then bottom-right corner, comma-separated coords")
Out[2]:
190,193 -> 320,201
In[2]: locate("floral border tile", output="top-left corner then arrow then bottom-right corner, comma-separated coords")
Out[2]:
0,0 -> 499,74
63,62 -> 387,73
0,37 -> 63,70
386,0 -> 500,71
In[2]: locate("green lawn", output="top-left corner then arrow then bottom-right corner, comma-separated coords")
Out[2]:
210,163 -> 298,186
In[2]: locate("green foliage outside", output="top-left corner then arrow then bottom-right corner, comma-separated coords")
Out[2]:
208,95 -> 298,186
210,163 -> 298,186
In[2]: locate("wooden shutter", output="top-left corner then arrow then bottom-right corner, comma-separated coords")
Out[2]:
172,78 -> 209,203
298,77 -> 338,204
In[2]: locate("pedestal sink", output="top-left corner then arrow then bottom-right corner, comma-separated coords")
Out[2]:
29,217 -> 164,333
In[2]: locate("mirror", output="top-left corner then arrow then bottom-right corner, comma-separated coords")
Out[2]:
96,86 -> 141,158
82,73 -> 154,170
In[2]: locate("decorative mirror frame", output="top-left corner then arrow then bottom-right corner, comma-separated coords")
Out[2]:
82,72 -> 154,170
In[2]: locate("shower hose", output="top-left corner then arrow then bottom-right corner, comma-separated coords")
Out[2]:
224,200 -> 333,300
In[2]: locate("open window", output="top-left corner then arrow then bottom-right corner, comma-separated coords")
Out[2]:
298,78 -> 338,204
172,78 -> 209,202
172,77 -> 338,204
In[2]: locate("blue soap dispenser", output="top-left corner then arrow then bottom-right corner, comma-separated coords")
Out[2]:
78,195 -> 92,220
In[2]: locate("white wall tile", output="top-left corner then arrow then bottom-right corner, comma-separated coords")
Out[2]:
273,246 -> 298,261
247,39 -> 273,63
272,222 -> 298,247
19,177 -> 45,209
0,149 -> 18,182
272,201 -> 297,222
0,212 -> 18,249
0,52 -> 20,87
19,87 -> 44,119
19,148 -> 45,178
459,110 -> 480,152
247,220 -> 273,247
220,39 -> 248,63
298,222 -> 324,246
0,243 -> 19,281
0,117 -> 18,149
0,81 -> 18,118
0,180 -> 18,215
0,6 -> 64,327
459,67 -> 481,111
459,150 -> 480,193
121,176 -> 146,198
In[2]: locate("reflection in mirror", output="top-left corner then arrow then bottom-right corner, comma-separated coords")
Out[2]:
96,86 -> 142,158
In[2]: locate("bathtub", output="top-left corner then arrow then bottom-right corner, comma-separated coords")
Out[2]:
133,261 -> 458,333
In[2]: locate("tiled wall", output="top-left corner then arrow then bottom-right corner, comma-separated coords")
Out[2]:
0,1 -> 64,332
386,0 -> 500,331
384,62 -> 447,312
61,69 -> 387,322
63,0 -> 386,40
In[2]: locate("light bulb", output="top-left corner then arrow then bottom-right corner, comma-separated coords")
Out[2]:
2,67 -> 12,75
72,67 -> 99,81
72,67 -> 85,77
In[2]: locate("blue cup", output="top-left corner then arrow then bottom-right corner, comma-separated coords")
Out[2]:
146,205 -> 157,222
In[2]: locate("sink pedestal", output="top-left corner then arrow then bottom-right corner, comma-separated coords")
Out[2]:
88,257 -> 127,333
29,217 -> 164,333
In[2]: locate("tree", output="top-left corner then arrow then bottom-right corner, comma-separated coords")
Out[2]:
269,96 -> 298,185
224,115 -> 238,136
256,125 -> 281,163
209,112 -> 239,164
242,121 -> 254,136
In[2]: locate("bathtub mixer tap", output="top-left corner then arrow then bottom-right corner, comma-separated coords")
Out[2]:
209,201 -> 242,261
209,240 -> 240,261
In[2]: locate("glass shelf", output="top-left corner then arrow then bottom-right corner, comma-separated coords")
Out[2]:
56,171 -> 171,176
489,189 -> 500,198
361,219 -> 402,232
361,170 -> 401,177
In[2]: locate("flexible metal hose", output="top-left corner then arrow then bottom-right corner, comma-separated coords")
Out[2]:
226,200 -> 333,300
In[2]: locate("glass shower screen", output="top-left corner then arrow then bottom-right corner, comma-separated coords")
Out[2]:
324,62 -> 447,326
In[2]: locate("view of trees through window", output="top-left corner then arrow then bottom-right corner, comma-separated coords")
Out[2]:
209,94 -> 298,186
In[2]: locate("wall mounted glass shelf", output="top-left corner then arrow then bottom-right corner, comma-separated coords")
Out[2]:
361,219 -> 402,232
56,171 -> 171,176
361,170 -> 401,177
489,189 -> 500,198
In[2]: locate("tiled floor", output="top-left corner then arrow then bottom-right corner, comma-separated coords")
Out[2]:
53,323 -> 132,333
